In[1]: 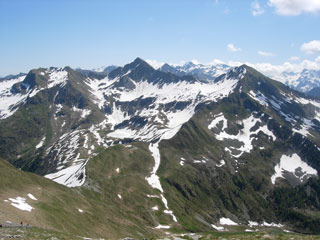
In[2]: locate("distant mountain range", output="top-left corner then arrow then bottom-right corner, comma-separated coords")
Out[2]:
270,69 -> 320,94
157,61 -> 320,94
0,58 -> 320,238
159,61 -> 231,82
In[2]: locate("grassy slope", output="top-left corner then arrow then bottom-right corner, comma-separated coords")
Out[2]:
0,142 -> 182,239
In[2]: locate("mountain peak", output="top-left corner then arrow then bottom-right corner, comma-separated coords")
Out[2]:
183,61 -> 197,68
121,57 -> 154,73
133,57 -> 146,64
214,65 -> 247,83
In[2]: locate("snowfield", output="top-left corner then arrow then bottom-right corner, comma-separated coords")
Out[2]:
209,114 -> 276,158
219,217 -> 238,226
5,197 -> 34,212
0,75 -> 27,119
27,193 -> 38,201
271,154 -> 317,184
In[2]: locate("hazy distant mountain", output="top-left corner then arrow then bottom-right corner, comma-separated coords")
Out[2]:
307,86 -> 320,97
269,69 -> 320,93
160,61 -> 230,82
159,62 -> 320,94
75,65 -> 118,79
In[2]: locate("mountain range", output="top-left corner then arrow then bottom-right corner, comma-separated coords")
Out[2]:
0,58 -> 320,239
155,61 -> 320,95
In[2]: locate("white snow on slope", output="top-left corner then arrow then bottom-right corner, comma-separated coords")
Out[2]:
27,193 -> 37,201
72,106 -> 91,118
47,69 -> 68,88
146,143 -> 163,192
248,90 -> 268,106
291,118 -> 316,138
262,221 -> 284,228
208,113 -> 228,130
105,103 -> 130,130
6,197 -> 34,212
0,75 -> 27,119
216,160 -> 225,167
155,224 -> 170,229
45,130 -> 89,187
36,136 -> 46,149
271,154 -> 317,184
146,142 -> 178,223
209,114 -> 276,158
219,217 -> 238,225
86,76 -> 118,108
248,91 -> 286,111
249,91 -> 320,134
211,224 -> 225,231
248,221 -> 259,227
107,128 -> 136,139
0,76 -> 25,94
104,74 -> 239,142
45,159 -> 88,187
0,69 -> 69,120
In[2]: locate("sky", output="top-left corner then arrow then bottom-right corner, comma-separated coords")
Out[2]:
1,0 -> 320,76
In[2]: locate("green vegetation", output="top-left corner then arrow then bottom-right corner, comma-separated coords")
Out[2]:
0,143 -> 180,239
157,77 -> 320,234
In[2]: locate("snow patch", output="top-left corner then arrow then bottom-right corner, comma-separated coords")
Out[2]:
219,217 -> 238,225
146,143 -> 163,192
36,137 -> 45,149
248,91 -> 268,107
0,75 -> 30,119
72,106 -> 91,118
216,160 -> 225,167
45,159 -> 88,188
248,221 -> 259,227
292,118 -> 315,137
27,193 -> 37,201
47,69 -> 68,88
6,197 -> 34,212
212,114 -> 276,158
152,206 -> 159,211
262,221 -> 284,228
107,128 -> 136,139
155,225 -> 170,229
208,113 -> 228,130
106,103 -> 130,130
271,154 -> 317,184
211,224 -> 225,231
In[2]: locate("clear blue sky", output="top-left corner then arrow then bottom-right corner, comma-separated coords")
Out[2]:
1,0 -> 320,76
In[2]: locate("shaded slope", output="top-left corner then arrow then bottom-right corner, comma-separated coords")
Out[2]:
157,69 -> 320,233
0,67 -> 104,176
